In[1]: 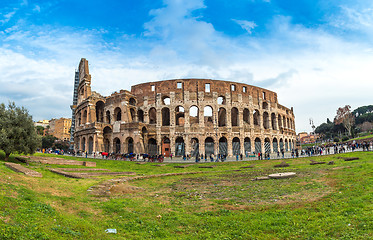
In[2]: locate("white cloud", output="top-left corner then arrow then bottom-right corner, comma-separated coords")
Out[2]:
33,5 -> 41,13
0,10 -> 17,24
232,19 -> 257,34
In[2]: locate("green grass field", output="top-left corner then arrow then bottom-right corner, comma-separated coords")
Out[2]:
0,151 -> 372,239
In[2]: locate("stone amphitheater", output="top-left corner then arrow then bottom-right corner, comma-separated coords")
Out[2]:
73,58 -> 296,157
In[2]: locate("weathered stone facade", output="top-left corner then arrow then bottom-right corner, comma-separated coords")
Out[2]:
73,58 -> 296,157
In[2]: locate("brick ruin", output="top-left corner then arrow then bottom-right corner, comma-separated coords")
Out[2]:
72,58 -> 296,157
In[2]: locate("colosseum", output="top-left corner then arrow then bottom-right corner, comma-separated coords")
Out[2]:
72,58 -> 296,158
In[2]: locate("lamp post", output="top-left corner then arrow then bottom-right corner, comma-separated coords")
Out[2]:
309,118 -> 316,147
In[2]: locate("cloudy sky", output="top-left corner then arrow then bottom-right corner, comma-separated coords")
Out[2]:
1,0 -> 373,132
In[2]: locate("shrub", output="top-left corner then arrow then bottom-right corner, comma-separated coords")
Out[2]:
333,137 -> 340,143
342,136 -> 349,142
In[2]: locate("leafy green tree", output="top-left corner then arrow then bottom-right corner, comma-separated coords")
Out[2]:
42,135 -> 57,149
0,102 -> 41,161
36,126 -> 45,135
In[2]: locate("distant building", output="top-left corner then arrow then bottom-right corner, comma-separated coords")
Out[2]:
297,132 -> 319,144
49,118 -> 72,141
34,120 -> 50,128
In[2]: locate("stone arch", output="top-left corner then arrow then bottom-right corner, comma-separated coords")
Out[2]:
262,102 -> 269,110
95,101 -> 105,122
231,107 -> 239,127
278,115 -> 282,128
80,137 -> 85,152
219,137 -> 228,156
279,138 -> 284,150
217,96 -> 226,105
113,137 -> 121,153
130,108 -> 136,122
272,137 -> 278,153
105,110 -> 111,124
254,137 -> 261,153
218,107 -> 226,127
82,110 -> 87,124
175,106 -> 185,126
114,107 -> 122,121
271,113 -> 277,130
162,137 -> 171,157
162,107 -> 170,126
243,108 -> 250,124
149,107 -> 157,124
287,118 -> 290,129
253,109 -> 260,127
77,111 -> 81,125
175,137 -> 185,156
189,106 -> 199,126
285,139 -> 289,151
137,109 -> 144,122
126,137 -> 134,153
283,116 -> 286,128
263,112 -> 270,129
232,137 -> 240,155
129,97 -> 136,106
244,137 -> 251,155
148,138 -> 157,155
264,137 -> 271,154
205,137 -> 214,157
190,137 -> 199,157
162,96 -> 170,105
204,105 -> 213,125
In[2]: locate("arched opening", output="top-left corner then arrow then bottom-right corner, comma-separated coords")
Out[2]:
191,138 -> 199,157
82,110 -> 87,124
77,111 -> 81,125
217,96 -> 225,105
205,137 -> 214,157
243,108 -> 250,125
88,136 -> 93,154
162,107 -> 170,126
114,107 -> 122,121
126,137 -> 134,153
189,106 -> 199,126
283,116 -> 286,128
81,137 -> 86,152
219,137 -> 227,156
95,101 -> 105,122
162,137 -> 171,157
103,126 -> 112,153
114,138 -> 121,153
279,138 -> 284,151
218,107 -> 226,127
264,138 -> 271,154
106,110 -> 111,124
271,113 -> 277,130
232,137 -> 240,155
244,137 -> 251,155
254,137 -> 261,153
149,107 -> 157,124
262,102 -> 268,110
137,109 -> 144,122
162,96 -> 170,105
204,106 -> 213,125
231,107 -> 239,127
129,98 -> 136,106
130,108 -> 136,122
285,139 -> 288,151
175,106 -> 185,126
273,138 -> 278,153
278,115 -> 282,128
148,138 -> 157,155
287,118 -> 290,129
253,110 -> 260,127
263,112 -> 269,129
175,137 -> 185,156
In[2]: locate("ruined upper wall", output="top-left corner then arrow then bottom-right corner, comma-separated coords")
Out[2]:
131,78 -> 279,106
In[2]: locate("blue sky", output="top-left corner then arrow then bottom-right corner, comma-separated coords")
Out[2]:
1,0 -> 373,132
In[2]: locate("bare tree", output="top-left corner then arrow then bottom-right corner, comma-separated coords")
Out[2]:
334,105 -> 355,137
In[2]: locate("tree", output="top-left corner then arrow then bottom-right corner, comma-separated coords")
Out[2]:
42,135 -> 57,149
0,102 -> 41,161
334,105 -> 355,137
36,126 -> 45,135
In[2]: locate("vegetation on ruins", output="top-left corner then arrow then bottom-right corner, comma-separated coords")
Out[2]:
0,102 -> 40,161
0,151 -> 372,239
